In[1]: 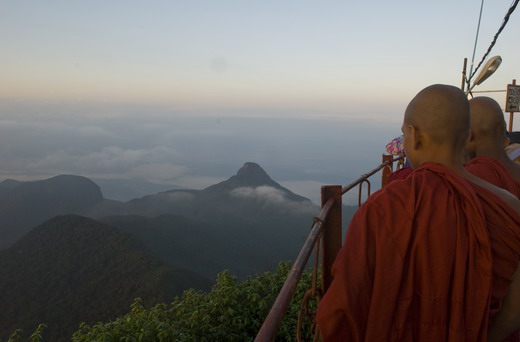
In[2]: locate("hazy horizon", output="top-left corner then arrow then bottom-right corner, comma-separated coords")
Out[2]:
0,99 -> 403,204
1,1 -> 519,204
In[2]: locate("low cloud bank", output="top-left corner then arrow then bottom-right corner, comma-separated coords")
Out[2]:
230,186 -> 318,214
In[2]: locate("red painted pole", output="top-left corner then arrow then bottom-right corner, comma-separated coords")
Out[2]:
381,154 -> 395,188
321,185 -> 342,293
509,79 -> 517,132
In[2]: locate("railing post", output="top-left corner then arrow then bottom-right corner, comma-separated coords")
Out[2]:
508,79 -> 517,132
321,185 -> 342,293
381,154 -> 394,188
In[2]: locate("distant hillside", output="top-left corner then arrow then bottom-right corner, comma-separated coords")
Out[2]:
0,163 -> 355,279
0,215 -> 211,342
0,178 -> 23,196
0,175 -> 104,249
83,162 -> 316,219
87,162 -> 319,279
92,178 -> 180,202
100,211 -> 309,280
0,163 -> 359,341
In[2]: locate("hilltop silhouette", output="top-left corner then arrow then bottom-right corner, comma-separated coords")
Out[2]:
0,215 -> 211,341
0,175 -> 103,249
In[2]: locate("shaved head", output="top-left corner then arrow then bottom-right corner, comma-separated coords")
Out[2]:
465,96 -> 520,191
465,96 -> 513,163
469,97 -> 507,141
404,84 -> 470,148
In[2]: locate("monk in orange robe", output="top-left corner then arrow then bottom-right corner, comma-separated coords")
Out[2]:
316,85 -> 520,342
463,97 -> 520,341
473,179 -> 520,342
465,96 -> 520,197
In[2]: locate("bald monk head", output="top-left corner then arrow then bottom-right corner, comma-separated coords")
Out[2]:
402,84 -> 470,170
466,96 -> 520,183
317,84 -> 520,342
403,85 -> 520,211
466,97 -> 509,159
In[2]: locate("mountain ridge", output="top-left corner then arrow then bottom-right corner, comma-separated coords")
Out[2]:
202,162 -> 309,203
0,163 -> 358,340
0,214 -> 211,342
0,175 -> 104,249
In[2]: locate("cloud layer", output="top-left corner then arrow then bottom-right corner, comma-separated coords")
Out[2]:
0,100 -> 399,200
230,186 -> 318,214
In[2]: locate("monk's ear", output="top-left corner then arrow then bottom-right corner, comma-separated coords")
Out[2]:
409,125 -> 423,150
466,129 -> 476,148
504,136 -> 511,149
465,129 -> 477,159
467,129 -> 475,143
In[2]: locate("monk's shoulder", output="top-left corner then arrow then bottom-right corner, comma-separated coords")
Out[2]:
471,181 -> 520,217
372,168 -> 443,197
365,168 -> 458,213
361,175 -> 417,216
466,156 -> 499,167
466,156 -> 504,174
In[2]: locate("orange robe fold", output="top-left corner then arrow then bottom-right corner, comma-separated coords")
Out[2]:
466,156 -> 520,198
387,166 -> 412,183
316,163 -> 493,342
469,182 -> 520,342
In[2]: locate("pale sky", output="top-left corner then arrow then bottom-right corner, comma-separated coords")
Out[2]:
0,1 -> 519,204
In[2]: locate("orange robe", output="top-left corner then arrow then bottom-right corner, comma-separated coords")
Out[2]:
316,163 -> 493,342
469,182 -> 520,342
387,167 -> 413,183
466,156 -> 520,198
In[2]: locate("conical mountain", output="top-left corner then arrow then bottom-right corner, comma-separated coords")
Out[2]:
0,214 -> 211,341
86,162 -> 318,279
202,162 -> 309,202
84,162 -> 313,219
205,162 -> 278,190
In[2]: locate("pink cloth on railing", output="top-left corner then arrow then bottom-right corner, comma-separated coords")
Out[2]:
385,135 -> 404,155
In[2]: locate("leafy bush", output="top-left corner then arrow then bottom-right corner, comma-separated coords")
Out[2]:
72,262 -> 318,342
0,324 -> 46,342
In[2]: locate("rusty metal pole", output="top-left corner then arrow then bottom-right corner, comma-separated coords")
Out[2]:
461,58 -> 468,91
321,185 -> 342,293
509,79 -> 517,132
381,154 -> 395,188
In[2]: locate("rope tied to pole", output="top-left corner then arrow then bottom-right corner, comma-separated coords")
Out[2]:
296,235 -> 323,342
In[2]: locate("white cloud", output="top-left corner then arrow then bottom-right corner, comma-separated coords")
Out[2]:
24,146 -> 179,173
230,186 -> 318,214
230,186 -> 286,203
279,180 -> 374,207
0,102 -> 394,199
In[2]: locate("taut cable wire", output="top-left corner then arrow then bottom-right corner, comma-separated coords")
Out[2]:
467,0 -> 519,88
468,0 -> 486,88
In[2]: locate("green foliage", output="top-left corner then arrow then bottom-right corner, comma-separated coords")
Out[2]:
0,324 -> 46,342
6,329 -> 22,342
72,262 -> 317,342
29,324 -> 47,342
0,215 -> 211,341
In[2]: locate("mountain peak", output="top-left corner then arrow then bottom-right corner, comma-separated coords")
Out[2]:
236,162 -> 271,181
202,162 -> 277,193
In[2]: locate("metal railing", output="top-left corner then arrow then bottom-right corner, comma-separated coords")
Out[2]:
254,154 -> 404,342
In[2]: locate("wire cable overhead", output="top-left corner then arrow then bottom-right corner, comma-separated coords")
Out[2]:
467,0 -> 520,89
